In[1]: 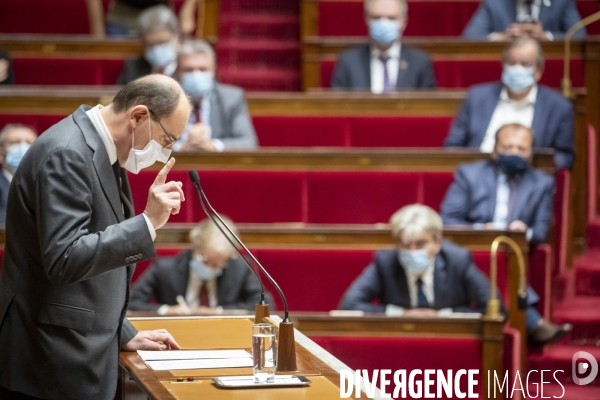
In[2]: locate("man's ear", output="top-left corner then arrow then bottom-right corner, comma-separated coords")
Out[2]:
129,105 -> 150,126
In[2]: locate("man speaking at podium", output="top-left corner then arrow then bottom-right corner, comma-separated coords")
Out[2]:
0,75 -> 190,399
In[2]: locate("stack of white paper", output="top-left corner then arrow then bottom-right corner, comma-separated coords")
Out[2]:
137,350 -> 253,371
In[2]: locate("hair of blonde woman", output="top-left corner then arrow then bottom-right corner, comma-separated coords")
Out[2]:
389,204 -> 443,244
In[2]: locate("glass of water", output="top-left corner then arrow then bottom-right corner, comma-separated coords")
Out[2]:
252,323 -> 277,383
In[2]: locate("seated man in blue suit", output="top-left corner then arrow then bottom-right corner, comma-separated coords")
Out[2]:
331,0 -> 436,92
129,217 -> 274,315
339,204 -> 571,348
463,0 -> 586,41
444,37 -> 574,170
441,123 -> 554,246
0,123 -> 37,224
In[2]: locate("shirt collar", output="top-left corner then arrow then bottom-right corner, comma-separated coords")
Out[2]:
500,84 -> 538,106
85,105 -> 118,165
371,41 -> 401,60
153,61 -> 178,77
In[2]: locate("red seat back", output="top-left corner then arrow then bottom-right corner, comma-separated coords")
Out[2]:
553,170 -> 570,275
0,115 -> 66,135
12,59 -> 125,86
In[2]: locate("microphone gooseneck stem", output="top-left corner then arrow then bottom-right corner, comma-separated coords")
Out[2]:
191,182 -> 266,304
192,179 -> 290,322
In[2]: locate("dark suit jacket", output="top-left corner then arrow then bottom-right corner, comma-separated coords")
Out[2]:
440,159 -> 555,245
206,83 -> 258,149
331,44 -> 437,90
129,250 -> 274,311
118,56 -> 154,85
339,241 -> 492,313
0,51 -> 15,85
0,105 -> 156,399
463,0 -> 586,39
444,82 -> 574,170
0,171 -> 9,224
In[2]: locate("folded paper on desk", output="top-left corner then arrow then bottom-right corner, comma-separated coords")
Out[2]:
146,357 -> 254,371
138,350 -> 253,371
138,350 -> 251,361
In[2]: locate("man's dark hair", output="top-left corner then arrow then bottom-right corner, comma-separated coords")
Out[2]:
112,76 -> 181,120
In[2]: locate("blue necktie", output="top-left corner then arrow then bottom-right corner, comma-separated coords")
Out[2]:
379,55 -> 393,92
416,278 -> 429,308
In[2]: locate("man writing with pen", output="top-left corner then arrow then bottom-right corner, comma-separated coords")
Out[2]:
129,217 -> 275,315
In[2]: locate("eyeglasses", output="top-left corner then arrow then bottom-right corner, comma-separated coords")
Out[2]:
148,109 -> 178,147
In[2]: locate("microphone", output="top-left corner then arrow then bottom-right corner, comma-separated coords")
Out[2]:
188,170 -> 270,323
188,170 -> 297,371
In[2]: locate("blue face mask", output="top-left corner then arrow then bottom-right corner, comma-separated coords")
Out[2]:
190,258 -> 224,281
398,249 -> 430,274
497,154 -> 529,177
145,43 -> 177,68
501,65 -> 535,94
6,142 -> 30,172
369,18 -> 400,45
180,71 -> 214,99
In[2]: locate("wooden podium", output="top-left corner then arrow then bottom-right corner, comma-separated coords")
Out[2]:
118,316 -> 366,399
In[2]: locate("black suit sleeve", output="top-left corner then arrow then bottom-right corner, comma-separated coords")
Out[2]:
120,318 -> 138,345
338,264 -> 387,313
452,257 -> 493,313
36,148 -> 156,285
440,166 -> 472,225
331,55 -> 351,89
529,178 -> 555,245
221,267 -> 275,311
129,261 -> 165,311
445,96 -> 472,147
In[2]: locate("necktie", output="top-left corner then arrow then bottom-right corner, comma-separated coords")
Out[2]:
195,103 -> 202,124
525,0 -> 534,20
416,278 -> 429,308
379,55 -> 393,93
199,282 -> 210,307
112,162 -> 135,219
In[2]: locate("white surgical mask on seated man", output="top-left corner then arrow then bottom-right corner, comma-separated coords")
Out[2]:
181,71 -> 215,99
369,18 -> 401,45
501,65 -> 535,94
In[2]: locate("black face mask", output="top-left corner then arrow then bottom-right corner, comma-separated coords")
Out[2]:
496,154 -> 529,177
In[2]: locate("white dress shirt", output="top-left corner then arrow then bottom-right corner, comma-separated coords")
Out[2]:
85,105 -> 156,240
492,173 -> 511,228
172,91 -> 225,152
480,85 -> 537,153
516,0 -> 542,22
2,168 -> 13,182
385,256 -> 452,316
152,60 -> 178,78
370,42 -> 401,94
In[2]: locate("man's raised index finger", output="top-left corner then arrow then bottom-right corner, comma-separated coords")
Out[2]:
154,157 -> 176,185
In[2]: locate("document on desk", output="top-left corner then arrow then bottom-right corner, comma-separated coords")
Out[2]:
137,350 -> 253,371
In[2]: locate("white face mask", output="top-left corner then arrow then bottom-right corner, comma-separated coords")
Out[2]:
124,115 -> 172,174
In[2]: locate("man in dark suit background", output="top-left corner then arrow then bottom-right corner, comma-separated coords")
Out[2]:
118,5 -> 180,84
0,50 -> 14,85
340,204 -> 571,347
173,39 -> 258,152
331,0 -> 436,92
463,0 -> 586,41
0,123 -> 38,224
0,75 -> 189,399
444,37 -> 574,170
441,123 -> 554,246
130,217 -> 274,314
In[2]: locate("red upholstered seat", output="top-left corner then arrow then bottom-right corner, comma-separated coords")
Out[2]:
12,59 -> 125,86
253,116 -> 350,147
349,117 -> 452,147
251,249 -> 375,311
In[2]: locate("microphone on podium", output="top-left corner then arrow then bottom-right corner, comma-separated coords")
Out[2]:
188,170 -> 297,372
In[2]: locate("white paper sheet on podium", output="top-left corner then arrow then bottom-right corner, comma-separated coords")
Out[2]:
137,350 -> 253,371
137,349 -> 251,361
145,357 -> 254,371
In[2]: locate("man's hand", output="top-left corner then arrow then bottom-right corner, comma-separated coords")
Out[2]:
164,304 -> 192,316
180,124 -> 217,152
509,220 -> 528,231
121,329 -> 181,351
504,23 -> 524,39
0,59 -> 9,83
520,21 -> 547,40
404,308 -> 438,317
144,158 -> 185,230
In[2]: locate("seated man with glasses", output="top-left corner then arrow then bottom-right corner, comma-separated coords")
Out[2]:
129,217 -> 274,315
